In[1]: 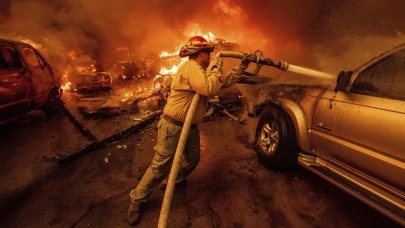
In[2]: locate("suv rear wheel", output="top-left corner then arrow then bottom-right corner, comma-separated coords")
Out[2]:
255,106 -> 299,169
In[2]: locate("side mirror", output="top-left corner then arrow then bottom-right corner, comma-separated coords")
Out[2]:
334,71 -> 352,92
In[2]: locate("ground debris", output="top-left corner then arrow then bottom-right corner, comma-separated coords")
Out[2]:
203,92 -> 246,123
78,106 -> 121,120
223,109 -> 247,123
42,156 -> 59,163
132,110 -> 161,121
61,105 -> 97,141
57,110 -> 161,165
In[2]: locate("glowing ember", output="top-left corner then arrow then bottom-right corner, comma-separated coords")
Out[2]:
125,92 -> 134,97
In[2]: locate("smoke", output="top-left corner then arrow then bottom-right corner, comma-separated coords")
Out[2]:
2,0 -> 405,145
1,0 -> 405,82
312,0 -> 405,74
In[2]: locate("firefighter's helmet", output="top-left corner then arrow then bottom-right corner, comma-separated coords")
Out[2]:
179,36 -> 215,58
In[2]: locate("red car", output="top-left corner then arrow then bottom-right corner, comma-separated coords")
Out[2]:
0,38 -> 63,123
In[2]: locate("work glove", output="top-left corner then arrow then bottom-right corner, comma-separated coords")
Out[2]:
239,52 -> 250,70
207,56 -> 223,73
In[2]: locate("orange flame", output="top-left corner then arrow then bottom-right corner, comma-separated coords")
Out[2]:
17,37 -> 42,49
61,66 -> 72,90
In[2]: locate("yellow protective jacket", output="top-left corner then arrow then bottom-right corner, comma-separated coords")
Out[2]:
163,59 -> 245,124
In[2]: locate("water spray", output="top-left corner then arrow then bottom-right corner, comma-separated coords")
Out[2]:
287,64 -> 335,79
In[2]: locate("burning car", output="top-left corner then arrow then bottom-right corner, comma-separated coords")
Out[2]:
69,64 -> 112,92
248,44 -> 405,225
0,38 -> 63,123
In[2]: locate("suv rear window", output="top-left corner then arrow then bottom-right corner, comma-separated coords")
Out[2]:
0,46 -> 23,69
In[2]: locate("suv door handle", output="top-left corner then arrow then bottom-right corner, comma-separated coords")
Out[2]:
317,122 -> 332,131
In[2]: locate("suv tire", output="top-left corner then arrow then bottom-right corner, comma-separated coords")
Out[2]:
255,106 -> 298,169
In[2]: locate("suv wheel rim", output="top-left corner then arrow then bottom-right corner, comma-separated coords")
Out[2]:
260,121 -> 279,154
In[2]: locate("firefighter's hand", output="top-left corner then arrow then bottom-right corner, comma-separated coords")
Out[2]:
213,56 -> 223,69
207,56 -> 223,72
239,52 -> 250,70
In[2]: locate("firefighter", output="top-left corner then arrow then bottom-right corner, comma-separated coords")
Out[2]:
127,36 -> 249,225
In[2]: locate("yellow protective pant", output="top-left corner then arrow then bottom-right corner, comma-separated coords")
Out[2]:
130,118 -> 200,202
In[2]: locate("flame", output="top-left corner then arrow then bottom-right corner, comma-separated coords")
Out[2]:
202,32 -> 216,43
15,37 -> 43,49
77,64 -> 96,73
61,66 -> 72,90
121,92 -> 134,102
61,81 -> 71,90
159,65 -> 178,75
159,51 -> 177,58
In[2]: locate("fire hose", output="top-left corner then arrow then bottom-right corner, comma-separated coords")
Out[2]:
158,51 -> 288,228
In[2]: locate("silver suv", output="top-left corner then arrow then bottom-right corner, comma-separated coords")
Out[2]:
249,44 -> 405,226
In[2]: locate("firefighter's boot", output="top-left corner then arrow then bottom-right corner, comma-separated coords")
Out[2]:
127,200 -> 141,225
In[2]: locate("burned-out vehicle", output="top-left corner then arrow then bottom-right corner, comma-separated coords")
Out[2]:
69,64 -> 112,92
248,45 -> 405,225
0,38 -> 63,123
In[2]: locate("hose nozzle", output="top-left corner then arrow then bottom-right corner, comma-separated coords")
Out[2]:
271,60 -> 289,71
245,51 -> 288,71
214,51 -> 289,76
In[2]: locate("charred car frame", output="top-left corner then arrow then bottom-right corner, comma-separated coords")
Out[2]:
69,64 -> 112,92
